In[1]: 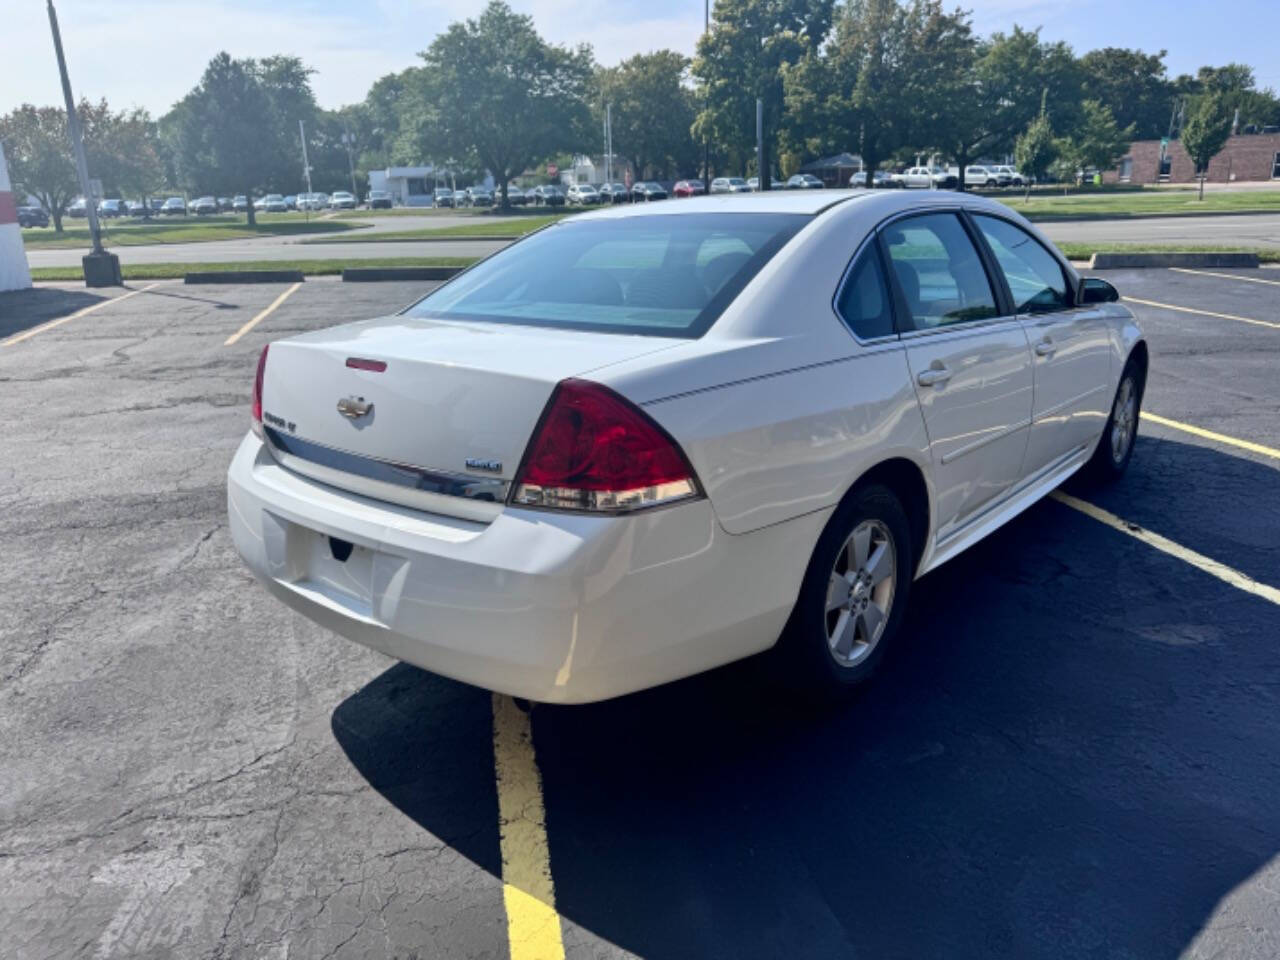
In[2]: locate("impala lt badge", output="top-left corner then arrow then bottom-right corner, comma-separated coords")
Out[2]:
337,396 -> 373,420
465,458 -> 503,473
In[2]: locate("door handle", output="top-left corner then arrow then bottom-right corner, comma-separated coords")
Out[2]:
916,364 -> 952,387
1034,338 -> 1056,357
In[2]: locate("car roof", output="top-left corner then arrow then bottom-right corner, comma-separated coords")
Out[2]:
575,189 -> 858,219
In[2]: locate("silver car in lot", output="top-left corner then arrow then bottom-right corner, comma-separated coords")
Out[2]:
229,191 -> 1145,703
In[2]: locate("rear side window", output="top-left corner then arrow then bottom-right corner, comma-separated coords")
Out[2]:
881,213 -> 1000,330
408,213 -> 808,338
973,215 -> 1070,313
835,245 -> 895,340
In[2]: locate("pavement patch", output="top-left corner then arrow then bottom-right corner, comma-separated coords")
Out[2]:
1122,295 -> 1280,331
1,282 -> 164,347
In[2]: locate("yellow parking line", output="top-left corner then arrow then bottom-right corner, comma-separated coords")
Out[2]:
492,694 -> 565,960
1122,296 -> 1280,331
1143,412 -> 1280,462
224,281 -> 302,346
1,282 -> 163,347
1169,267 -> 1280,287
1051,491 -> 1280,607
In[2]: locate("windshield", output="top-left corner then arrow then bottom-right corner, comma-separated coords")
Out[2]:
407,212 -> 808,338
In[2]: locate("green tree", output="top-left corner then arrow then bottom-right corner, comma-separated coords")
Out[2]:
1078,47 -> 1173,140
256,56 -> 320,193
1013,100 -> 1056,198
783,0 -> 970,187
931,26 -> 1082,191
1180,92 -> 1233,199
596,51 -> 697,180
163,53 -> 275,224
421,1 -> 594,209
1061,99 -> 1133,178
693,0 -> 834,185
0,105 -> 77,231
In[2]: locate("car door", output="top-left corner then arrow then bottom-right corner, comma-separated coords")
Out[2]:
881,212 -> 1034,540
970,214 -> 1113,475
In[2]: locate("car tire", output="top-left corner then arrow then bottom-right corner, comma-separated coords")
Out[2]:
777,483 -> 914,698
1083,356 -> 1144,482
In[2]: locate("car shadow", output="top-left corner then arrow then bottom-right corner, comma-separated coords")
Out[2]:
0,287 -> 109,340
333,437 -> 1280,958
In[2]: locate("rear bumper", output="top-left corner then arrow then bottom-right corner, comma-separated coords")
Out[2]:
227,434 -> 823,702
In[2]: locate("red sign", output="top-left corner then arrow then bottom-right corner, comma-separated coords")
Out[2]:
547,163 -> 558,177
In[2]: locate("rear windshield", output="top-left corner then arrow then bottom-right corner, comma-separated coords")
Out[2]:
406,212 -> 809,337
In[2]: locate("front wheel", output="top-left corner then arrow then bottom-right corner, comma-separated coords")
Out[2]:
1084,359 -> 1144,481
778,484 -> 914,697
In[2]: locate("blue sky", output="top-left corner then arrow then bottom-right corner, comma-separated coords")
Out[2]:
5,0 -> 1278,116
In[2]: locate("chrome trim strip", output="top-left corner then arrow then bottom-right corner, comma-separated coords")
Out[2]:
262,427 -> 507,523
1032,384 -> 1108,423
938,416 -> 1033,465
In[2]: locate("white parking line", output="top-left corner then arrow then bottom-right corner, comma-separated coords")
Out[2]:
1051,491 -> 1280,607
1122,296 -> 1280,331
224,281 -> 302,346
1,282 -> 164,347
1169,267 -> 1280,287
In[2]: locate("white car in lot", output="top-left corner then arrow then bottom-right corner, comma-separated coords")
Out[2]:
296,193 -> 327,211
329,190 -> 357,209
566,183 -> 601,205
710,177 -> 752,194
228,191 -> 1146,703
963,165 -> 999,188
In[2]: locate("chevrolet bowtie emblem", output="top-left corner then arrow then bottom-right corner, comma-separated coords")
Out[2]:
337,396 -> 373,419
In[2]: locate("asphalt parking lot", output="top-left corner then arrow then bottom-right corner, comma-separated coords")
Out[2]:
2,267 -> 1278,959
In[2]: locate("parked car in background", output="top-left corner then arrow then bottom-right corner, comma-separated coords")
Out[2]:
529,185 -> 567,207
962,165 -> 998,189
282,195 -> 297,211
191,196 -> 219,215
366,190 -> 393,209
233,195 -> 249,212
18,206 -> 49,228
786,173 -> 825,190
710,177 -> 751,194
503,186 -> 528,206
126,201 -> 149,216
851,170 -> 900,188
433,188 -> 454,208
462,187 -> 494,208
217,197 -> 234,211
330,191 -> 357,210
901,166 -> 957,189
295,193 -> 324,211
672,179 -> 706,197
747,176 -> 787,191
161,197 -> 187,215
597,182 -> 629,204
96,198 -> 125,218
631,181 -> 667,202
68,198 -> 89,218
256,194 -> 288,213
229,190 -> 1145,705
567,183 -> 601,205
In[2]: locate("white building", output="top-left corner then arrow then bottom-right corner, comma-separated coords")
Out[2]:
368,166 -> 438,207
0,142 -> 32,292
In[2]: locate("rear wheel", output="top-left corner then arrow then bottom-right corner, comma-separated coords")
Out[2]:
779,484 -> 913,697
1084,358 -> 1144,481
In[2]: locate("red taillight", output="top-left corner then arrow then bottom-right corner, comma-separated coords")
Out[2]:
250,344 -> 269,437
511,379 -> 700,512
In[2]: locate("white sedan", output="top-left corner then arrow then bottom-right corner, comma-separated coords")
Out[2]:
228,191 -> 1146,703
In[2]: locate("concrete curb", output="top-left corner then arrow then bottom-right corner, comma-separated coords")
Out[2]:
1025,208 -> 1280,224
184,270 -> 305,284
341,266 -> 465,282
1088,252 -> 1261,269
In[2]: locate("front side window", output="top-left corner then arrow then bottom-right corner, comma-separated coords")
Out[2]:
973,215 -> 1070,313
880,213 -> 1000,330
835,245 -> 895,340
407,213 -> 808,338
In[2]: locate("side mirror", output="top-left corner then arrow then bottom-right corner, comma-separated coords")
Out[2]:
1080,277 -> 1120,304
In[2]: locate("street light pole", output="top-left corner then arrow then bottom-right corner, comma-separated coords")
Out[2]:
342,122 -> 358,197
47,0 -> 120,285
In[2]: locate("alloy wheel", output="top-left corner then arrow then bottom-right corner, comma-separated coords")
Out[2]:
825,519 -> 896,667
1111,376 -> 1138,465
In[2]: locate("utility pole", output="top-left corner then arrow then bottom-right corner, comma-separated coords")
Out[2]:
756,98 -> 766,191
702,0 -> 710,188
299,119 -> 314,220
47,0 -> 119,285
342,122 -> 358,197
604,103 -> 613,184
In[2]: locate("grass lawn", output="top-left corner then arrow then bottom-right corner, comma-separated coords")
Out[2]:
29,256 -> 477,282
1057,243 -> 1280,263
1006,188 -> 1280,220
22,216 -> 369,249
307,212 -> 575,243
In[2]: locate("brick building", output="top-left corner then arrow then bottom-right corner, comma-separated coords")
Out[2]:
1105,133 -> 1280,185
